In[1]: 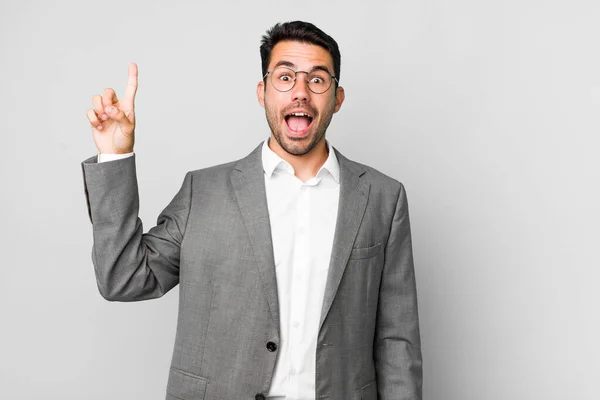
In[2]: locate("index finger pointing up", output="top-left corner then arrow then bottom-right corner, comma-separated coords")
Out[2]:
123,62 -> 138,106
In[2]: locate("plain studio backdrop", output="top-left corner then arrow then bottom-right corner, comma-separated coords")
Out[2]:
1,0 -> 599,399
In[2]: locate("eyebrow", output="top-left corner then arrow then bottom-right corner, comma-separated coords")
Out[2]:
273,60 -> 296,69
272,60 -> 333,75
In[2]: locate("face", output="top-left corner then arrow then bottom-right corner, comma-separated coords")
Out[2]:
257,40 -> 345,157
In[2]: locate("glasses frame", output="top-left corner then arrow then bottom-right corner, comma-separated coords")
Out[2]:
263,66 -> 339,94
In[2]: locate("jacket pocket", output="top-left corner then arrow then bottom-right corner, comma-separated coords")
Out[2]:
349,243 -> 382,260
166,367 -> 208,400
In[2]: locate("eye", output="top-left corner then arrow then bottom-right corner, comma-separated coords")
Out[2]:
279,73 -> 293,82
308,71 -> 329,86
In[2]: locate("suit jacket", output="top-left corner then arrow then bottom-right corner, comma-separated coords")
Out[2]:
80,142 -> 422,400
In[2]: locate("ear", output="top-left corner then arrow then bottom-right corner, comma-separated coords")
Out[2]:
333,86 -> 345,113
257,81 -> 265,107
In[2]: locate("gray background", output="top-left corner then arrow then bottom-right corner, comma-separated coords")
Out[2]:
1,0 -> 599,399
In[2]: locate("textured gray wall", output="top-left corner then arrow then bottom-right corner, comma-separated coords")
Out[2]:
1,0 -> 599,399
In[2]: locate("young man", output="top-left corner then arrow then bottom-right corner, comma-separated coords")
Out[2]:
82,21 -> 422,400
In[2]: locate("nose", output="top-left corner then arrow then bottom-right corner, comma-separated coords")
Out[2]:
291,72 -> 310,102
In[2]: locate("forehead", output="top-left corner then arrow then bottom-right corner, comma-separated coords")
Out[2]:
269,40 -> 334,72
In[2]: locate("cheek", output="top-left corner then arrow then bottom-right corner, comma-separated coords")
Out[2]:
317,98 -> 336,118
264,100 -> 282,122
265,94 -> 286,117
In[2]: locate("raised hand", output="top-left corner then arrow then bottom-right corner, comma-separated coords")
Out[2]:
87,63 -> 138,154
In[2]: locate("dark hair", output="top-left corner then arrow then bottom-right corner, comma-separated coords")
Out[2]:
260,21 -> 341,86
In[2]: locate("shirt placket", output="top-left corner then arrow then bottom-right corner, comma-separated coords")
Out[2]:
288,182 -> 311,396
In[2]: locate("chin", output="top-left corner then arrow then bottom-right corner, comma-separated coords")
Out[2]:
278,128 -> 324,156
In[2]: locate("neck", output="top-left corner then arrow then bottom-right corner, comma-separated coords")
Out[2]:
268,136 -> 329,182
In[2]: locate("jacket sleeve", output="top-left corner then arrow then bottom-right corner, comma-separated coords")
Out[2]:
81,154 -> 192,301
374,182 -> 423,399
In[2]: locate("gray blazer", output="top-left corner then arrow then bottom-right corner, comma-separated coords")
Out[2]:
81,143 -> 422,400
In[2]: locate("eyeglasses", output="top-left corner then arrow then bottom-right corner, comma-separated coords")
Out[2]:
263,66 -> 338,94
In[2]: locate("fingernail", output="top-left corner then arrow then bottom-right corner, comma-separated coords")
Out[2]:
106,106 -> 114,114
101,113 -> 108,120
97,125 -> 103,130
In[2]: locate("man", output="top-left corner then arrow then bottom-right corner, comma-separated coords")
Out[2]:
81,21 -> 422,400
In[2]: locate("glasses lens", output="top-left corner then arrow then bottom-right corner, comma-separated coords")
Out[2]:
271,67 -> 296,92
307,70 -> 332,94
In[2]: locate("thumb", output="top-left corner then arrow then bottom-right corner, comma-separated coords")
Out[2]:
105,105 -> 133,132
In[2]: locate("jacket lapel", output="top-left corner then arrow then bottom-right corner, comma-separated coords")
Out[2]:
229,143 -> 369,334
319,148 -> 370,331
230,144 -> 280,334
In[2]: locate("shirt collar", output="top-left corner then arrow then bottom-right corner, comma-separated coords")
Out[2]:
261,137 -> 340,183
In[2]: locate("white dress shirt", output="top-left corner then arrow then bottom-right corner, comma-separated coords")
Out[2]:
97,138 -> 340,400
261,139 -> 339,399
96,152 -> 133,163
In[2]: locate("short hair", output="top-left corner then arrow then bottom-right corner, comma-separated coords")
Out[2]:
260,21 -> 341,86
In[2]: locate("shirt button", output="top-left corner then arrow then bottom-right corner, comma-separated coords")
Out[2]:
293,321 -> 300,328
266,341 -> 278,352
290,368 -> 297,375
255,394 -> 266,400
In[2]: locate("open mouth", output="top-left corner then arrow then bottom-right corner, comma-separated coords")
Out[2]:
284,112 -> 314,135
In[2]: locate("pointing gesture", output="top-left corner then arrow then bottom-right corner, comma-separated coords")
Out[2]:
87,62 -> 139,154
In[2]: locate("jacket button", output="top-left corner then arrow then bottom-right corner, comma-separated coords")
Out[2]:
255,394 -> 266,400
266,341 -> 278,352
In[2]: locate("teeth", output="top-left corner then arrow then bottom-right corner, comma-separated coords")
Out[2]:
289,112 -> 311,118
